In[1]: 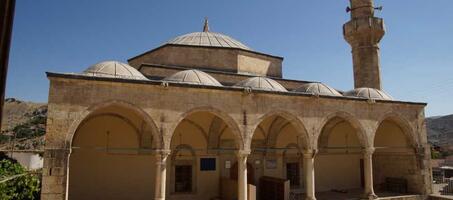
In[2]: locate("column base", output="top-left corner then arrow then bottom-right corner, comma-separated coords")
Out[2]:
154,198 -> 165,200
305,197 -> 316,200
361,193 -> 378,200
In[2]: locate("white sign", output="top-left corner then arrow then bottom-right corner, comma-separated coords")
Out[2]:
266,159 -> 277,169
225,160 -> 231,169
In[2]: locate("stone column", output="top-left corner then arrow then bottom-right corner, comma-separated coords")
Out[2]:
363,147 -> 377,199
303,149 -> 317,200
415,145 -> 430,195
237,150 -> 250,200
155,150 -> 171,200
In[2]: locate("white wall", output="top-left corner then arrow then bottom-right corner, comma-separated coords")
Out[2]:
9,152 -> 43,170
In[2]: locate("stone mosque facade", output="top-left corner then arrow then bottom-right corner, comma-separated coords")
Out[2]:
41,1 -> 432,200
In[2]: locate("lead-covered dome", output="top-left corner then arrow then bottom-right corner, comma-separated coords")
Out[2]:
165,18 -> 251,51
344,87 -> 393,100
164,69 -> 222,86
235,77 -> 287,92
83,61 -> 147,80
166,32 -> 251,51
294,82 -> 342,96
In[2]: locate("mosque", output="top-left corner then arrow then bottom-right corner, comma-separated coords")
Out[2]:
40,0 -> 432,200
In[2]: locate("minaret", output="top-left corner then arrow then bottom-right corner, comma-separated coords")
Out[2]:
343,0 -> 385,90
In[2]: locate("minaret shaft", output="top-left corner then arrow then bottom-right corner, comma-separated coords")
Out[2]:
344,0 -> 385,90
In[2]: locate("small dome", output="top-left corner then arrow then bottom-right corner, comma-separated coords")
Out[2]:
164,69 -> 222,86
83,61 -> 147,80
344,88 -> 393,100
235,77 -> 287,92
294,83 -> 342,96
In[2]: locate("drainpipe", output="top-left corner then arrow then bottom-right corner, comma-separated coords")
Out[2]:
0,0 -> 16,131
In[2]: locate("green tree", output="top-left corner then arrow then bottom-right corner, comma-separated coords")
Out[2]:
432,150 -> 442,159
0,160 -> 41,200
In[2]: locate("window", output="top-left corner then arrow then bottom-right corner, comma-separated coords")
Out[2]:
286,162 -> 300,187
175,165 -> 192,192
200,158 -> 216,171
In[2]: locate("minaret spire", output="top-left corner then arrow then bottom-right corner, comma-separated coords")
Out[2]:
203,17 -> 209,32
344,0 -> 385,90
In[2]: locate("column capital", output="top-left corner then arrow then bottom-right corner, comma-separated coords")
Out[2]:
155,149 -> 171,156
302,149 -> 318,159
155,149 -> 171,166
363,147 -> 375,156
236,150 -> 251,158
414,146 -> 426,157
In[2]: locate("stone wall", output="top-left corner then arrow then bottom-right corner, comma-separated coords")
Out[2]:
128,45 -> 283,78
41,75 -> 431,199
374,154 -> 424,193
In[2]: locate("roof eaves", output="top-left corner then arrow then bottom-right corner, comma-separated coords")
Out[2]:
46,72 -> 428,106
127,43 -> 284,62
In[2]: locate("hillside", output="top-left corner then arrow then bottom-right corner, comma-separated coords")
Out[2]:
427,114 -> 453,151
0,98 -> 47,150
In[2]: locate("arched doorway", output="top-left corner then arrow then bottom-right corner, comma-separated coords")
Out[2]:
282,144 -> 302,189
315,116 -> 365,195
373,118 -> 420,195
68,104 -> 157,200
170,144 -> 197,194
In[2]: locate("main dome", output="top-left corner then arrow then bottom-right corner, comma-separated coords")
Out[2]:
83,61 -> 147,80
165,19 -> 251,51
166,32 -> 251,51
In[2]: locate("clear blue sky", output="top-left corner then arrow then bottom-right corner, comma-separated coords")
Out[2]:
5,0 -> 453,117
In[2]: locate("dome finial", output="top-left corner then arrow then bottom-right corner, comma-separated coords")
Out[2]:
203,17 -> 209,32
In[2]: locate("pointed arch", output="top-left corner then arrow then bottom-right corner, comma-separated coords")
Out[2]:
66,100 -> 162,149
68,100 -> 159,199
168,106 -> 243,150
72,113 -> 142,146
249,110 -> 311,150
374,112 -> 419,148
316,111 -> 368,149
372,113 -> 423,194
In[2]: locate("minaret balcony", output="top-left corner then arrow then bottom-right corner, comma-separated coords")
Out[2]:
343,17 -> 385,45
